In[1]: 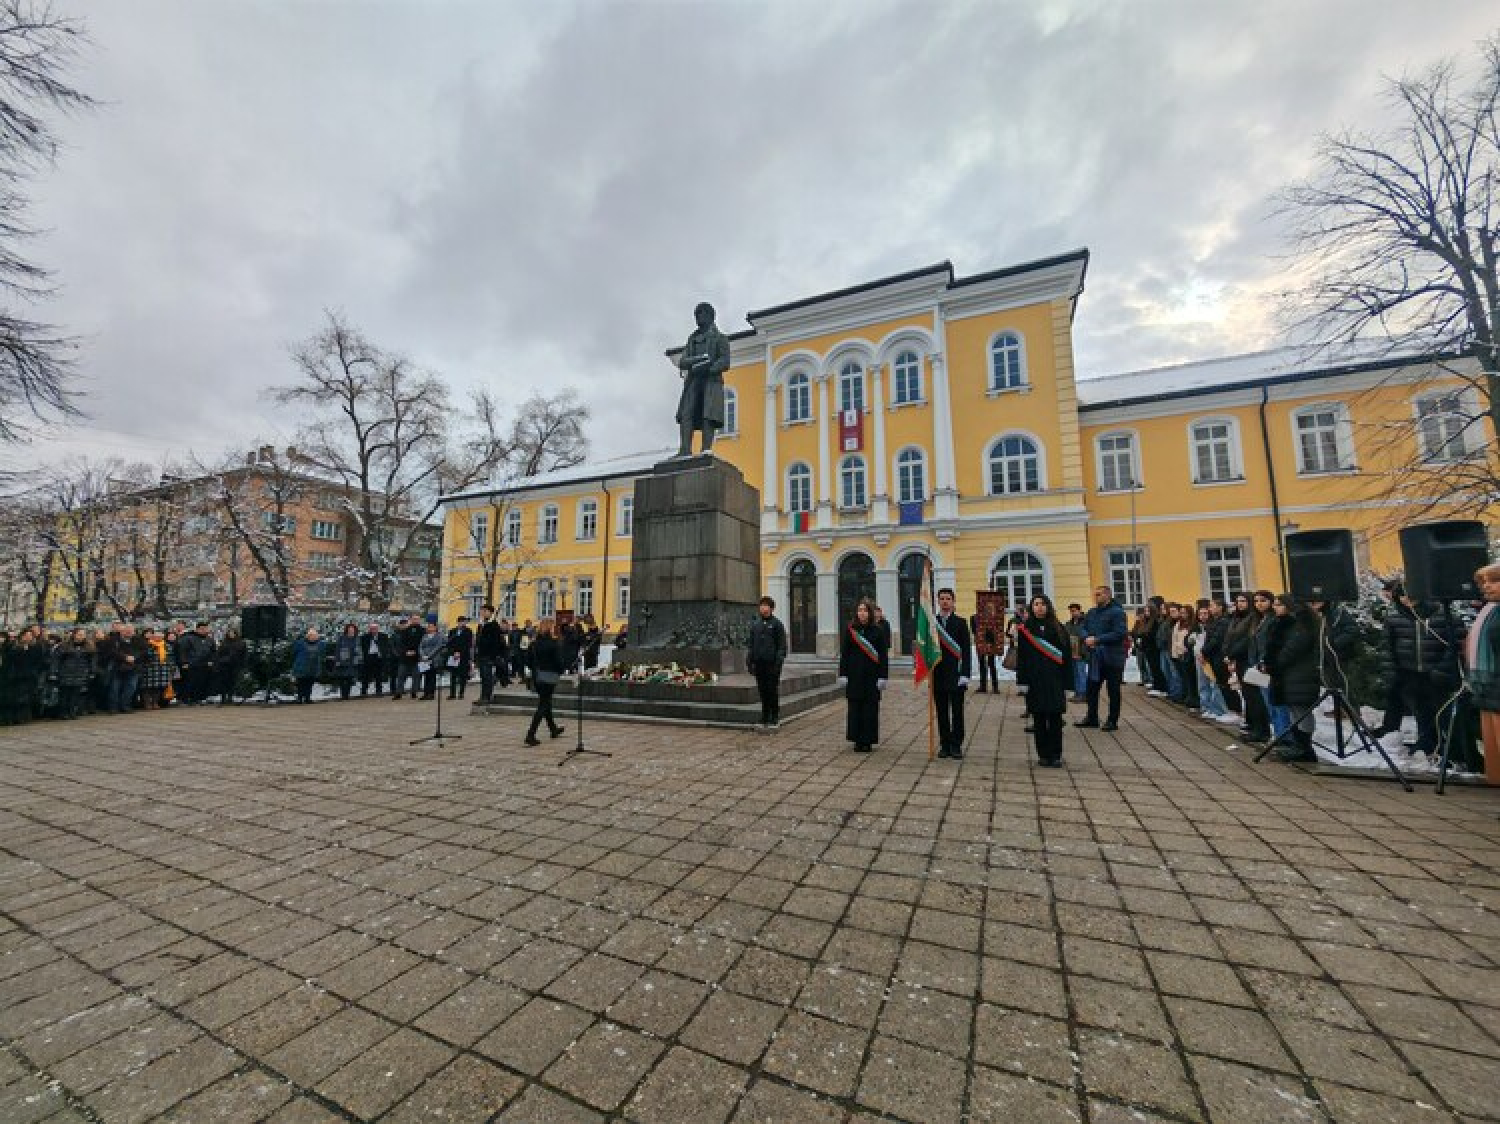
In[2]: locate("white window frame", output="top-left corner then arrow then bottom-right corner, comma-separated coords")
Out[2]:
891,349 -> 924,406
465,583 -> 484,620
539,504 -> 559,545
986,433 -> 1044,495
1292,402 -> 1356,475
988,330 -> 1028,392
837,360 -> 866,415
895,447 -> 927,504
785,372 -> 812,423
1413,387 -> 1481,463
838,455 -> 867,510
989,548 -> 1048,606
618,495 -> 634,537
787,463 -> 812,514
467,512 -> 488,551
311,519 -> 344,541
1103,547 -> 1149,609
616,575 -> 631,619
1188,416 -> 1244,485
1200,541 -> 1250,603
504,508 -> 522,547
722,388 -> 738,437
1095,431 -> 1142,493
500,584 -> 517,619
576,577 -> 594,618
536,578 -> 556,618
577,498 -> 598,542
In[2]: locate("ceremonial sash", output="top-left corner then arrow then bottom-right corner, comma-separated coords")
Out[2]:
935,617 -> 963,660
1019,624 -> 1065,665
848,626 -> 882,664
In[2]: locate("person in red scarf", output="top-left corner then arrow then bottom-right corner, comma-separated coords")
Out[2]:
1014,594 -> 1074,767
837,599 -> 889,753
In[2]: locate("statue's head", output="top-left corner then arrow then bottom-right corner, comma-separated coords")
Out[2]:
694,302 -> 715,328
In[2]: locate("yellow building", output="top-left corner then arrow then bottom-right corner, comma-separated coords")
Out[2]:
439,252 -> 1495,656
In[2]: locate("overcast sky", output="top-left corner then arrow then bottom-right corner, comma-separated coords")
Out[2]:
12,0 -> 1498,475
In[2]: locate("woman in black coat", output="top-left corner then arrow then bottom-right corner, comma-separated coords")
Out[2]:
1014,595 -> 1074,767
216,629 -> 247,704
524,619 -> 566,745
838,600 -> 889,752
1266,594 -> 1322,762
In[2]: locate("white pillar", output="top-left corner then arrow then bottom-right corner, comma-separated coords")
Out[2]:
816,373 -> 833,530
930,352 -> 959,520
815,568 -> 839,657
768,570 -> 789,613
875,566 -> 899,647
870,362 -> 890,525
762,381 -> 780,535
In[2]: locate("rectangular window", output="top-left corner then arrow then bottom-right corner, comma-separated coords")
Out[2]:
577,577 -> 594,617
465,583 -> 484,619
537,580 -> 556,618
618,496 -> 634,537
1105,548 -> 1147,609
309,551 -> 340,571
1097,434 -> 1137,492
540,507 -> 558,545
1295,407 -> 1352,473
616,575 -> 631,619
504,509 -> 522,547
468,512 -> 489,550
1191,421 -> 1236,483
261,512 -> 297,535
1201,543 -> 1248,603
1416,392 -> 1473,462
501,584 -> 517,619
577,499 -> 598,541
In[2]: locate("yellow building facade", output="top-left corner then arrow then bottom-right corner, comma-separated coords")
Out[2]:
439,252 -> 1495,657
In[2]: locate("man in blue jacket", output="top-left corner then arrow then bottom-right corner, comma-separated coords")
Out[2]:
1077,585 -> 1128,732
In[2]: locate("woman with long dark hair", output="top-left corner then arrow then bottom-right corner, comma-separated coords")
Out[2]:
524,619 -> 566,746
1225,592 -> 1270,744
1266,593 -> 1321,762
837,600 -> 888,753
1015,595 -> 1073,767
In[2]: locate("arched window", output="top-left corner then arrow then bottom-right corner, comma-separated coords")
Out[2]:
786,372 -> 811,423
536,578 -> 556,618
991,550 -> 1047,606
787,463 -> 812,513
839,455 -> 867,509
896,448 -> 926,504
989,331 -> 1026,390
722,388 -> 738,436
838,360 -> 865,415
538,504 -> 559,545
988,435 -> 1042,494
893,349 -> 922,405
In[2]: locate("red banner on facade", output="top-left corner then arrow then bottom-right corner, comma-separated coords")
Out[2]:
840,408 -> 863,452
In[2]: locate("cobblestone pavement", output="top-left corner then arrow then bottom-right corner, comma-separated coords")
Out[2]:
2,685 -> 1498,1123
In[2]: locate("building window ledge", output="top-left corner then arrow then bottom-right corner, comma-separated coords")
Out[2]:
1190,476 -> 1245,488
986,385 -> 1031,399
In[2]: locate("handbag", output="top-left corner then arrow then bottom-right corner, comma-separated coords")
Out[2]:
1242,666 -> 1271,688
1001,646 -> 1018,673
535,669 -> 560,687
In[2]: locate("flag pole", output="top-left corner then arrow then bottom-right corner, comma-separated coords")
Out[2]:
928,667 -> 937,760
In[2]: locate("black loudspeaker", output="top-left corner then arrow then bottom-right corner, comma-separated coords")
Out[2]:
1285,529 -> 1359,602
241,604 -> 288,643
1399,520 -> 1491,602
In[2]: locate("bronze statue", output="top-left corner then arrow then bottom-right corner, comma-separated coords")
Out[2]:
675,301 -> 731,457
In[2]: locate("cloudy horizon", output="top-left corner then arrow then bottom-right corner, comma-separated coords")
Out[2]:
9,0 -> 1496,477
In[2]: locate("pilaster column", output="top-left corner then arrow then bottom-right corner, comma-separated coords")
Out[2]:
870,362 -> 890,525
815,568 -> 839,657
762,381 -> 780,535
767,570 -> 789,615
875,566 -> 900,648
816,373 -> 833,530
930,352 -> 959,520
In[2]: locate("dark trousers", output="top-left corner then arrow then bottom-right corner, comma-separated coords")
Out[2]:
1176,656 -> 1198,707
977,652 -> 998,691
448,665 -> 469,699
1032,710 -> 1064,761
477,658 -> 506,701
1242,678 -> 1270,738
295,676 -> 315,704
57,684 -> 84,719
393,659 -> 418,698
359,657 -> 385,696
182,666 -> 210,703
1396,673 -> 1439,754
846,694 -> 880,747
1085,664 -> 1122,724
527,682 -> 560,738
421,668 -> 438,698
754,666 -> 781,724
935,686 -> 966,751
109,671 -> 139,714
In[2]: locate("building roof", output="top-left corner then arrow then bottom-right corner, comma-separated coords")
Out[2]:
1076,341 -> 1451,409
439,447 -> 676,505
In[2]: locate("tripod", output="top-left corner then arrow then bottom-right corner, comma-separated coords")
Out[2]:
411,660 -> 462,749
1256,686 -> 1411,791
558,655 -> 609,766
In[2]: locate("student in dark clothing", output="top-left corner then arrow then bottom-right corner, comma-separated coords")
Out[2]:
1015,595 -> 1073,767
838,600 -> 889,752
524,619 -> 566,745
746,596 -> 788,729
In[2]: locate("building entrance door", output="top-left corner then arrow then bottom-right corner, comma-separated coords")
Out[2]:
788,560 -> 817,654
897,553 -> 925,656
836,553 -> 876,632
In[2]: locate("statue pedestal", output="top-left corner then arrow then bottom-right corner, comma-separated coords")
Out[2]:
623,455 -> 760,676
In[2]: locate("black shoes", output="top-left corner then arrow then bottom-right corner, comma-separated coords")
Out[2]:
936,746 -> 964,760
1075,719 -> 1099,728
524,736 -> 541,746
1037,758 -> 1062,768
551,726 -> 565,739
853,743 -> 873,753
1100,722 -> 1119,732
1023,725 -> 1035,734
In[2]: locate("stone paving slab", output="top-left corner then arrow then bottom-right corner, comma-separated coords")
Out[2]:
1,685 -> 1498,1122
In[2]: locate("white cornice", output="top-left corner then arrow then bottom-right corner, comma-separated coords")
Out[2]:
940,259 -> 1086,322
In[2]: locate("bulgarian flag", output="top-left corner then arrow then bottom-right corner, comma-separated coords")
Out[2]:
912,555 -> 942,685
792,511 -> 811,533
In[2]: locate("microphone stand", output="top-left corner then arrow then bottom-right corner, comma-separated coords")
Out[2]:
412,659 -> 461,749
558,653 -> 609,765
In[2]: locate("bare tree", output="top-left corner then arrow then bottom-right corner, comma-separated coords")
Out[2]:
1280,36 -> 1500,515
273,312 -> 589,613
0,490 -> 56,621
0,1 -> 93,447
202,447 -> 304,607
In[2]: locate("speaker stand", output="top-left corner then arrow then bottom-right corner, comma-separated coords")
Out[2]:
1256,686 -> 1412,791
411,676 -> 461,749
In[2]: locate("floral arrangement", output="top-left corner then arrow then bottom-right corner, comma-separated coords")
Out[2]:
599,662 -> 717,686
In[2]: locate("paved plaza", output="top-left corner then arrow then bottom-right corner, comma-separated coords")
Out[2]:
1,687 -> 1498,1124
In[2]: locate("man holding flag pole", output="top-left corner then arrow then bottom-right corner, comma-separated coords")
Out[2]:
913,552 -> 972,760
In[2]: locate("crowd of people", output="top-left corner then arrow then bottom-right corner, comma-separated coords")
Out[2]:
0,605 -> 606,725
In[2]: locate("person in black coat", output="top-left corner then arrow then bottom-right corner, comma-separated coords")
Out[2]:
524,619 -> 566,745
1266,594 -> 1322,762
216,629 -> 248,703
932,588 -> 973,759
392,616 -> 425,700
1381,591 -> 1464,756
445,617 -> 474,700
474,606 -> 507,702
1014,595 -> 1074,767
838,599 -> 889,752
746,596 -> 788,728
358,622 -> 392,697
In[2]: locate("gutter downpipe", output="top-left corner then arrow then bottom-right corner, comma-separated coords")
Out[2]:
1257,385 -> 1288,590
